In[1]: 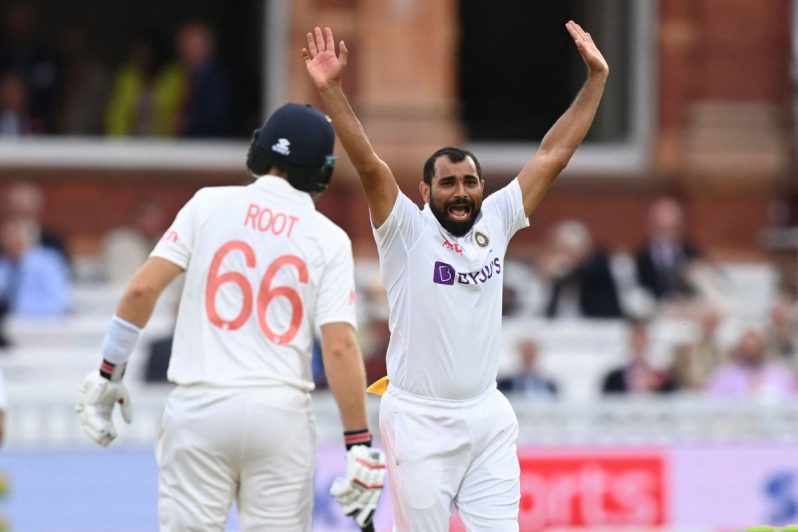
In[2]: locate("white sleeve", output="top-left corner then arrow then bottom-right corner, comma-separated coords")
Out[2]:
150,192 -> 200,269
372,192 -> 426,256
482,178 -> 529,240
314,235 -> 358,329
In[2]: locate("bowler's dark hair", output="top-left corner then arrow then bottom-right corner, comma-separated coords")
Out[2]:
422,147 -> 483,185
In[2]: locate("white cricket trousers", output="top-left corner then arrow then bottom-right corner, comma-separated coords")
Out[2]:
379,384 -> 520,532
156,384 -> 316,532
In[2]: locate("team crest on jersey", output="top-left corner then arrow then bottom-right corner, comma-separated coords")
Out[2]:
475,231 -> 490,248
271,138 -> 291,155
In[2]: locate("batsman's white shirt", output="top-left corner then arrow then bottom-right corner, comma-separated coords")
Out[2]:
373,178 -> 529,400
151,175 -> 357,390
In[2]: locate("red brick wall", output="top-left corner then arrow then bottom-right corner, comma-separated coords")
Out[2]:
0,0 -> 791,264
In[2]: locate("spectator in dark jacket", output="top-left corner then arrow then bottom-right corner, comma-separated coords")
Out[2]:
0,3 -> 59,132
540,220 -> 623,319
602,318 -> 675,395
498,339 -> 558,399
635,196 -> 700,301
174,21 -> 231,137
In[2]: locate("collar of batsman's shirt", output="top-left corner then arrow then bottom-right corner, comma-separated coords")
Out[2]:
251,174 -> 315,209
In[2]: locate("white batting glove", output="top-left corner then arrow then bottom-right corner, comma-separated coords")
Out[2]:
75,370 -> 132,447
330,444 -> 386,528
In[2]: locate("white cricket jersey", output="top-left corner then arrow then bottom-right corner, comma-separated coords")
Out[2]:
151,175 -> 357,391
373,178 -> 529,400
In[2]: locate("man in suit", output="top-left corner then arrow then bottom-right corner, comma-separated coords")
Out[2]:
541,219 -> 623,319
635,196 -> 699,300
498,339 -> 557,399
602,318 -> 675,395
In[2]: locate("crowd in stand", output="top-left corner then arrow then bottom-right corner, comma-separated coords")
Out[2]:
0,182 -> 70,332
355,193 -> 798,403
496,194 -> 798,403
0,179 -> 796,404
0,0 -> 795,401
0,4 -> 235,138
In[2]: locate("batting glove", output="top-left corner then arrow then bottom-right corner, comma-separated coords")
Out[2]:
330,444 -> 386,528
75,368 -> 132,447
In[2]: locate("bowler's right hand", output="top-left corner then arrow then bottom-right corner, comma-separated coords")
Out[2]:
302,26 -> 348,91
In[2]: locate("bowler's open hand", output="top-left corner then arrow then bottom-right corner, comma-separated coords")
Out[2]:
303,26 -> 347,91
566,20 -> 609,77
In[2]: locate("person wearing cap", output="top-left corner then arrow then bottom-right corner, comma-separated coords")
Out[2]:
304,23 -> 608,531
75,103 -> 385,531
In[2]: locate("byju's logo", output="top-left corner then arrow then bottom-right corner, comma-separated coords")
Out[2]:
432,259 -> 502,286
433,261 -> 456,285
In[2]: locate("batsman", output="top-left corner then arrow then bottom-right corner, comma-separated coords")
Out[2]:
76,102 -> 385,531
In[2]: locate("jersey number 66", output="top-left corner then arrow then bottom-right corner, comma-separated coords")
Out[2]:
204,240 -> 308,345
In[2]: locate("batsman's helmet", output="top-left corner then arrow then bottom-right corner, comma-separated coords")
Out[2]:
246,103 -> 337,193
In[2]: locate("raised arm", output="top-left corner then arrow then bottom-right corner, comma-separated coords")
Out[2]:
303,27 -> 399,227
517,20 -> 609,217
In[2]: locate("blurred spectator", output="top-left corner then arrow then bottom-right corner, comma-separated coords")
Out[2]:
143,289 -> 182,382
502,257 -> 541,317
502,284 -> 521,317
706,325 -> 797,402
101,197 -> 169,282
668,306 -> 726,390
602,318 -> 675,395
174,21 -> 232,137
497,339 -> 558,399
0,311 -> 8,348
539,219 -> 623,319
105,32 -> 185,136
55,26 -> 110,135
0,364 -> 6,444
311,338 -> 327,389
767,296 -> 798,367
0,71 -> 36,136
0,3 -> 59,132
2,181 -> 70,265
635,196 -> 701,301
144,334 -> 172,383
0,216 -> 70,317
363,318 -> 390,385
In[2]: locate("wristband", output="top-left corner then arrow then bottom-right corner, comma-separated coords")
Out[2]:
100,315 -> 141,365
99,359 -> 127,382
344,429 -> 372,450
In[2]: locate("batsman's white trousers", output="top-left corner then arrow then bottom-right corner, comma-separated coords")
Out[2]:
379,384 -> 520,531
156,384 -> 316,532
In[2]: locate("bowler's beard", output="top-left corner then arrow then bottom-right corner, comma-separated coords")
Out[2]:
429,197 -> 479,237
